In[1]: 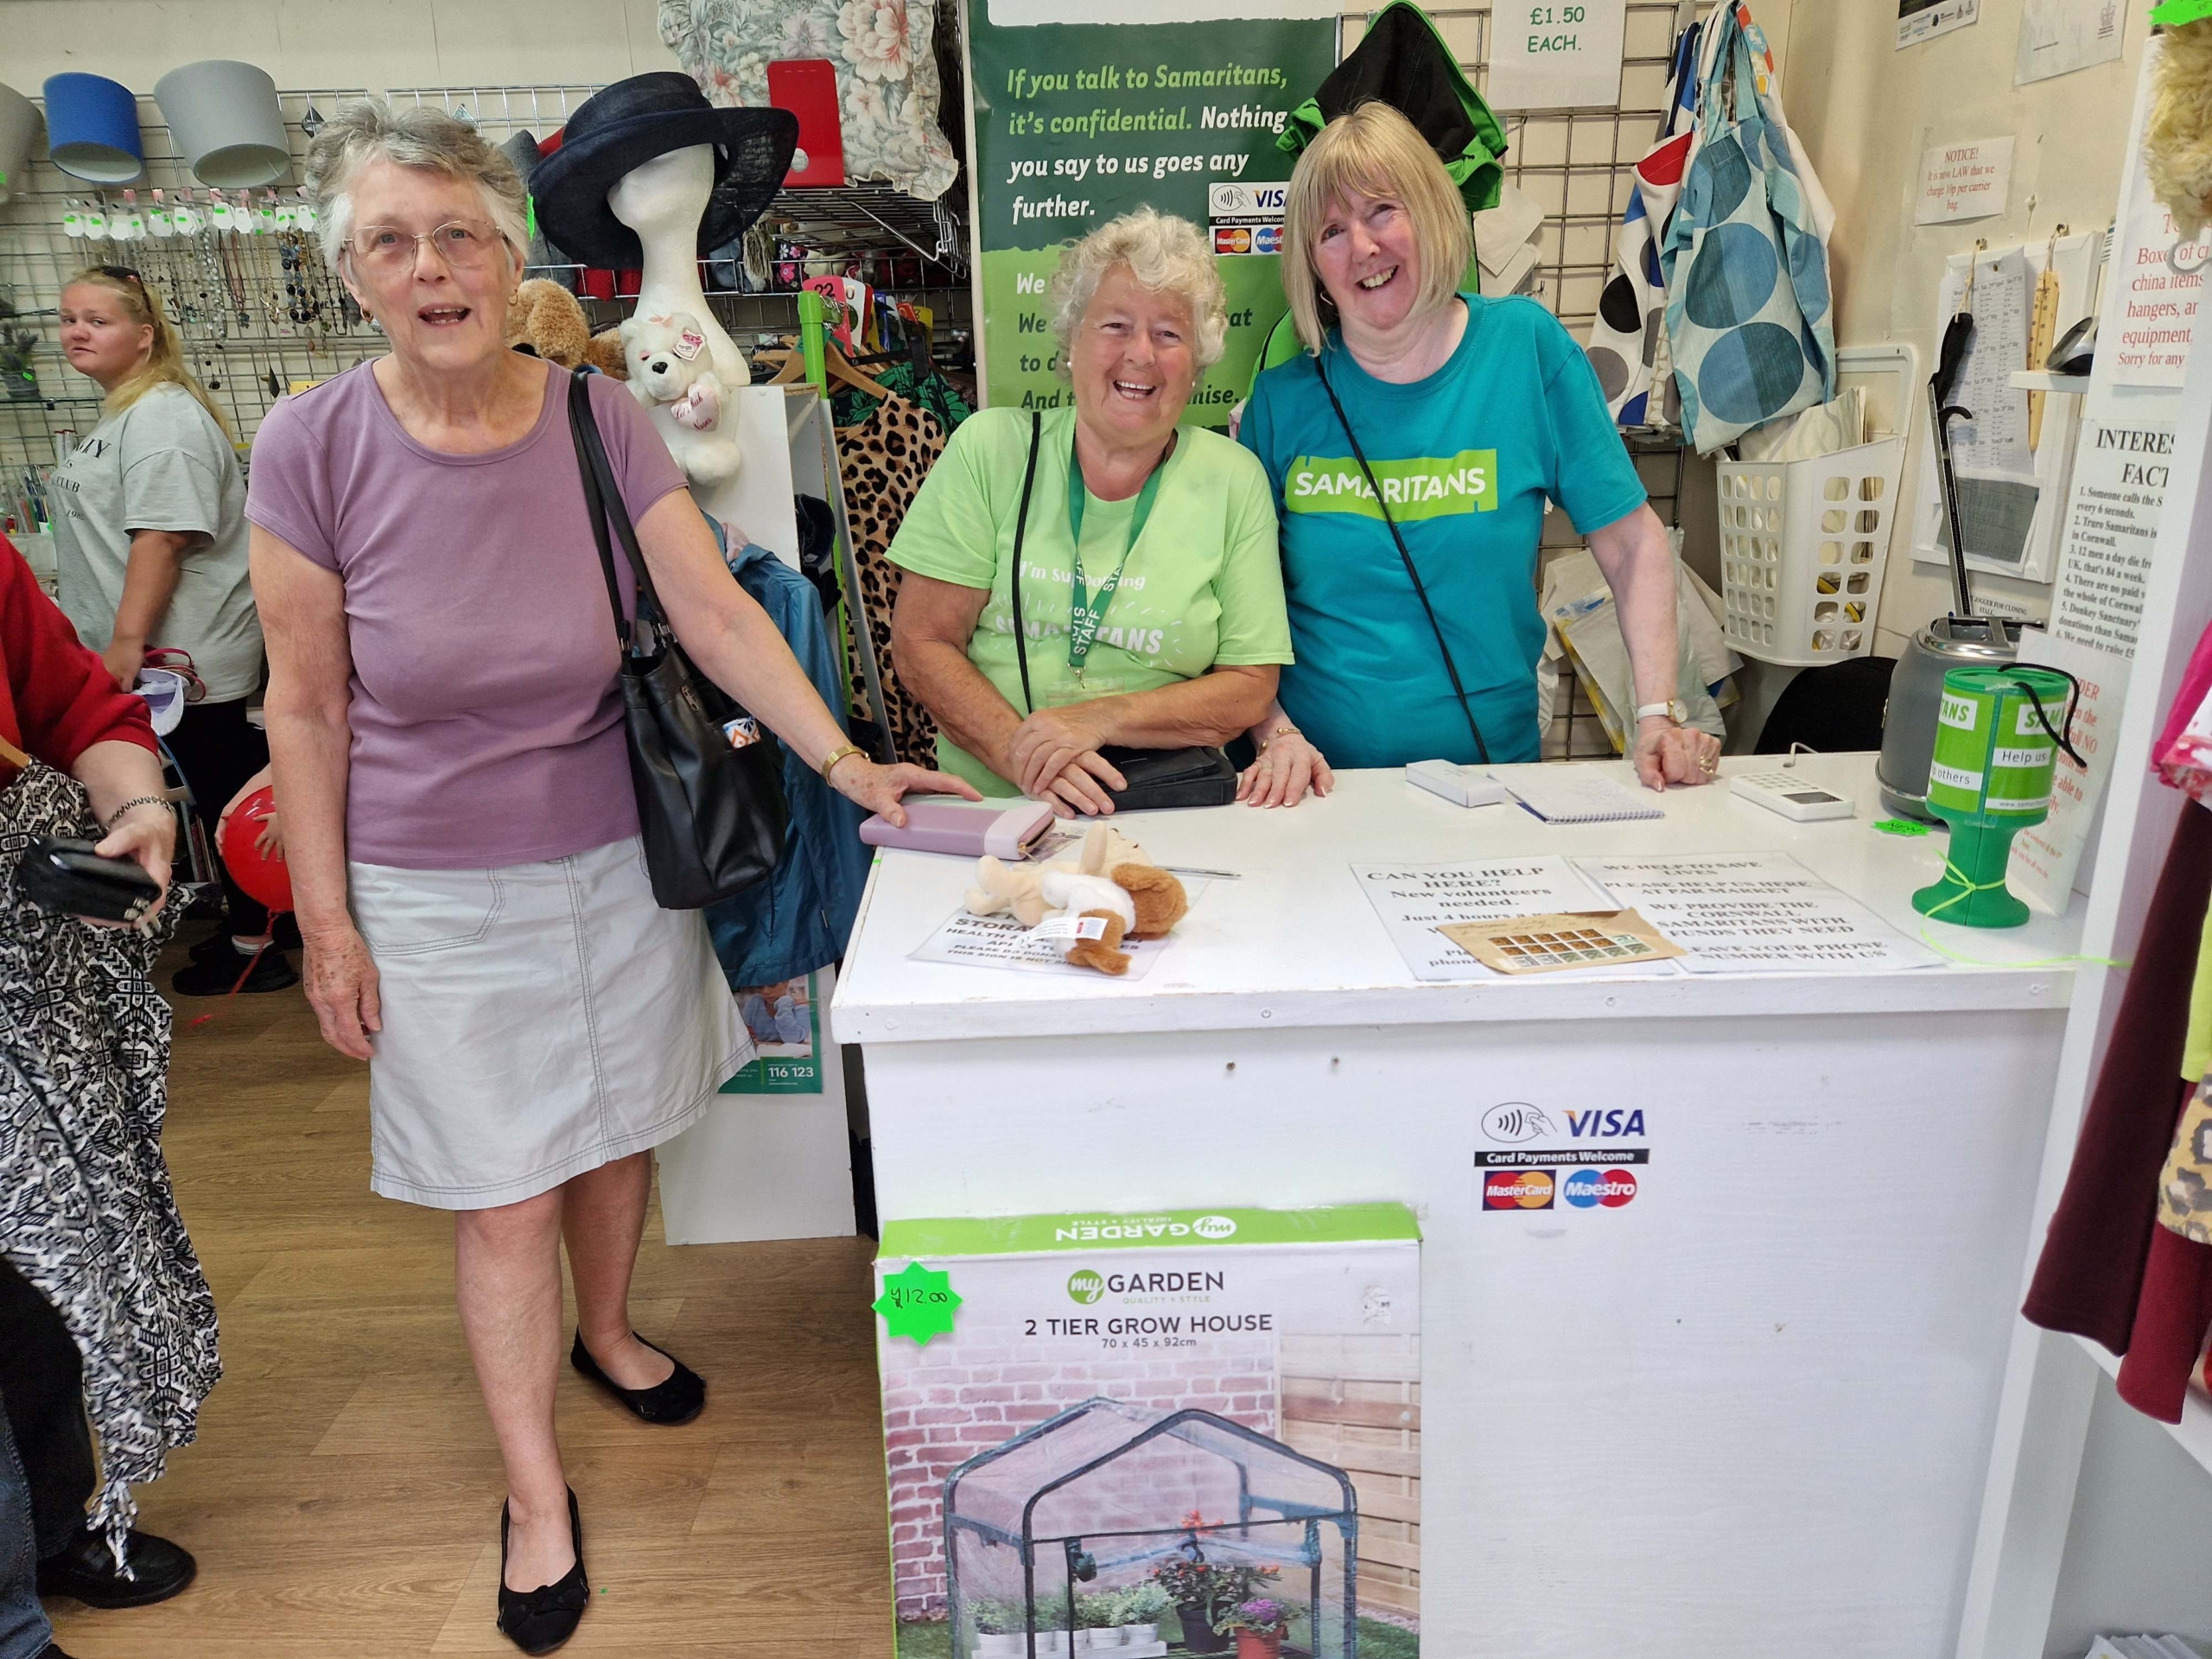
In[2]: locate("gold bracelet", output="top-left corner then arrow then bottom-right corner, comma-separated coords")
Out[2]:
819,742 -> 866,781
1257,723 -> 1299,754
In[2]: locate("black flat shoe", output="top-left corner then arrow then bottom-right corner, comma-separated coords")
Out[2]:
497,1489 -> 588,1655
36,1522 -> 196,1607
569,1330 -> 704,1425
170,944 -> 298,996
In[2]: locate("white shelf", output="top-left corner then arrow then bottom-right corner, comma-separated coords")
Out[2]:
2071,1333 -> 2212,1480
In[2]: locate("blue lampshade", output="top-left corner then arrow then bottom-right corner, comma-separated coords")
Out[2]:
42,73 -> 143,185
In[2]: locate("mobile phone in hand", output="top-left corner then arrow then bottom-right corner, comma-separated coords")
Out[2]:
16,836 -> 163,925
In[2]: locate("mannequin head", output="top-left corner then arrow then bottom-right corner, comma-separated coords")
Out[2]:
607,146 -> 715,242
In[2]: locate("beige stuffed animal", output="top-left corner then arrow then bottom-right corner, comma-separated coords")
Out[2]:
963,823 -> 1188,975
964,825 -> 1147,925
505,277 -> 593,368
2148,20 -> 2212,238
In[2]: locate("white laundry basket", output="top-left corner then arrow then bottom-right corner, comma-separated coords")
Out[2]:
1715,344 -> 1916,668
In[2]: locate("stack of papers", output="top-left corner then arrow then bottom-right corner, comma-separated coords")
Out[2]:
1503,767 -> 1665,823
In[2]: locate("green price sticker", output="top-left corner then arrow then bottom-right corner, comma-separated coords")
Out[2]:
1873,818 -> 1931,837
874,1260 -> 963,1345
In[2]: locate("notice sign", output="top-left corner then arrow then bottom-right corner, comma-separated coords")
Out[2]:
1899,0 -> 1980,48
2049,420 -> 2170,658
1573,854 -> 1942,973
968,0 -> 1335,417
1915,137 -> 2013,225
1486,0 -> 1629,111
2112,158 -> 2209,387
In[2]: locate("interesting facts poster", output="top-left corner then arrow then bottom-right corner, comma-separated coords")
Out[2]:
967,0 -> 1338,421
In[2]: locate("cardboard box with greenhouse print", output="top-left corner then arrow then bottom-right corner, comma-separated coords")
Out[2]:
873,1205 -> 1421,1658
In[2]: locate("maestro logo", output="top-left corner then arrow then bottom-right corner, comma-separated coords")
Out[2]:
1065,1270 -> 1105,1305
1562,1169 -> 1639,1210
1484,1170 -> 1554,1211
1480,1102 -> 1556,1144
1192,1215 -> 1238,1240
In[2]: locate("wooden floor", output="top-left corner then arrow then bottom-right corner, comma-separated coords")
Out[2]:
47,941 -> 895,1656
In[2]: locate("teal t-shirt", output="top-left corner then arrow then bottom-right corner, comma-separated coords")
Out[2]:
888,404 -> 1293,796
1240,294 -> 1646,768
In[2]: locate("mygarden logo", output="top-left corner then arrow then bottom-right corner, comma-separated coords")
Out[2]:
1066,1270 -> 1105,1304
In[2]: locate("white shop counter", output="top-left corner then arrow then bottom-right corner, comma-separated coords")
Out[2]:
833,753 -> 2080,1657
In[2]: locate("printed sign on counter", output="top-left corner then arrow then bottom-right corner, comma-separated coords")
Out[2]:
1351,856 -> 1673,982
1915,136 -> 2013,225
1574,854 -> 1943,973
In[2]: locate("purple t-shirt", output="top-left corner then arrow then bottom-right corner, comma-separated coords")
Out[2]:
246,359 -> 690,869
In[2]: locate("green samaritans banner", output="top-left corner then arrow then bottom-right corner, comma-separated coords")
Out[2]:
967,0 -> 1339,423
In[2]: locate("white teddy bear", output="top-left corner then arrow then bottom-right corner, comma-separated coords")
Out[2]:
618,309 -> 741,488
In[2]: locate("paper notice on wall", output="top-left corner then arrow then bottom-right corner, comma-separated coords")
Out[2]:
1935,249 -> 2035,475
1573,854 -> 1943,973
1485,0 -> 1630,111
1916,137 -> 2014,225
2048,420 -> 2171,658
2016,0 -> 2124,85
1899,0 -> 1979,49
2007,631 -> 2130,915
1351,856 -> 1669,982
2110,137 -> 2210,388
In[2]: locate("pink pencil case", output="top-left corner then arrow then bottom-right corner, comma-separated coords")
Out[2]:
858,798 -> 1057,860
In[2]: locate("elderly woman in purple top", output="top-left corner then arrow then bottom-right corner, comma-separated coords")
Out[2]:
247,102 -> 974,1652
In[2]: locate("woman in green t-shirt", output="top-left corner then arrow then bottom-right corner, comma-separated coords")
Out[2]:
888,209 -> 1295,816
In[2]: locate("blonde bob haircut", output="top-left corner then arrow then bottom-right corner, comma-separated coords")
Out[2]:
1281,100 -> 1472,355
1048,207 -> 1230,376
62,268 -> 231,440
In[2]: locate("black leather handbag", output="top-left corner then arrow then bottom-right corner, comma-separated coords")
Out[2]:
569,369 -> 787,909
1008,412 -> 1239,813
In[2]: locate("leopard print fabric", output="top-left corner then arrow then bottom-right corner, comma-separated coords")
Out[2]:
837,393 -> 946,771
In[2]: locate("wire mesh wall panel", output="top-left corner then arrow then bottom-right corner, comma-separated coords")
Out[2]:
0,80 -> 973,502
0,88 -> 379,486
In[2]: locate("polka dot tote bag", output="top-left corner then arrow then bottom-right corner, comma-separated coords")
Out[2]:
1658,3 -> 1836,455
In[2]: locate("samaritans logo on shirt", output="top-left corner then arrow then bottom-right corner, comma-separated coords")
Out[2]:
1286,449 -> 1498,521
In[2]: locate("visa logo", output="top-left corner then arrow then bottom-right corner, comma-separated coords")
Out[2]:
1563,1109 -> 1645,1138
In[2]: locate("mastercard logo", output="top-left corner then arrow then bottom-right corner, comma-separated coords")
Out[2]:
1562,1168 -> 1639,1210
1214,226 -> 1252,255
1483,1170 -> 1554,1211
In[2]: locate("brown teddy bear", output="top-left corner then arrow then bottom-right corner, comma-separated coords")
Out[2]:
505,277 -> 593,367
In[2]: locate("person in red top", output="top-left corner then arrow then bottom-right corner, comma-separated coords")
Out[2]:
1,531 -> 200,1659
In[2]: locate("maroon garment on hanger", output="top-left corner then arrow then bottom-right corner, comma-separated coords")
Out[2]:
2023,804 -> 2212,1353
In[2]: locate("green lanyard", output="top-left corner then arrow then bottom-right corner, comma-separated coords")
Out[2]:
1064,430 -> 1169,674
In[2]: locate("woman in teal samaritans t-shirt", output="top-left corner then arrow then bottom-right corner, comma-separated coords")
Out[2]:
1236,101 -> 1721,806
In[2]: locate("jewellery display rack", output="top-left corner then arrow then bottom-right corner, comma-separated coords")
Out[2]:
0,79 -> 972,494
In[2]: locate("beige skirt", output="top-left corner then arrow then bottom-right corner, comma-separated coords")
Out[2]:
348,836 -> 749,1210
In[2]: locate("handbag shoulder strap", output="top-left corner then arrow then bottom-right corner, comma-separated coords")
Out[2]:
1009,410 -> 1044,716
1314,353 -> 1491,766
568,366 -> 671,649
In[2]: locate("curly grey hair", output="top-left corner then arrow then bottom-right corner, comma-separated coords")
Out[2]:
304,100 -> 529,270
1048,207 -> 1230,376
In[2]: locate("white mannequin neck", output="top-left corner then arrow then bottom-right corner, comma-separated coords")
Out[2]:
609,145 -> 749,391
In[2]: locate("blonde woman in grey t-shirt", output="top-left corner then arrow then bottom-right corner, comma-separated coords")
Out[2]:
51,267 -> 286,995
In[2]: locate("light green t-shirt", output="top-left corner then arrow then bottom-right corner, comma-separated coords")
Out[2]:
887,404 -> 1293,796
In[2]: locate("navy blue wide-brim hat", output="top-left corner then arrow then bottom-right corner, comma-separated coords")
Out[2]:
530,73 -> 798,270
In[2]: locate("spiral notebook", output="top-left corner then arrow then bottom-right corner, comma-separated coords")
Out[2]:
1499,767 -> 1665,824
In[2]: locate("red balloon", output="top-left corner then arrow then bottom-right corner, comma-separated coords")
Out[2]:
217,785 -> 291,913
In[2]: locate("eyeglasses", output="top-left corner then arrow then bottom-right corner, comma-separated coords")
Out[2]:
92,264 -> 143,287
346,219 -> 505,276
